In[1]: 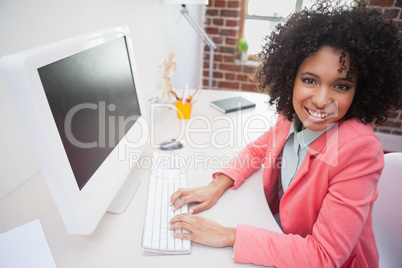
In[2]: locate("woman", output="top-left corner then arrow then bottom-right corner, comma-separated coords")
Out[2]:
170,1 -> 402,267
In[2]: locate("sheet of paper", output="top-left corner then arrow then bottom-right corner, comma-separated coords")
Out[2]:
0,219 -> 57,267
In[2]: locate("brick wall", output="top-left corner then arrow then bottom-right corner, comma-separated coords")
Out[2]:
202,0 -> 402,135
203,0 -> 257,91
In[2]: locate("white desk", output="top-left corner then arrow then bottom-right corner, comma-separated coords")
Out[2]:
0,90 -> 282,267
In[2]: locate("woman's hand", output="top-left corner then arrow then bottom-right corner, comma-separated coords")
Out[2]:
169,213 -> 236,248
170,174 -> 234,214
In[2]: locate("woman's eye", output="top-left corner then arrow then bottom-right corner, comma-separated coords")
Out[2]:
335,84 -> 351,91
302,78 -> 315,85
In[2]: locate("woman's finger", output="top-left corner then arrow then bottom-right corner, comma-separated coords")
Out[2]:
171,191 -> 197,210
170,213 -> 198,226
188,201 -> 211,214
170,188 -> 185,206
169,214 -> 236,248
171,231 -> 192,240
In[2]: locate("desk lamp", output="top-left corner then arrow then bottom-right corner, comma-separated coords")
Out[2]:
164,0 -> 216,89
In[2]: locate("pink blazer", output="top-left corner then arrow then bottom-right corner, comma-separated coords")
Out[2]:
218,116 -> 383,267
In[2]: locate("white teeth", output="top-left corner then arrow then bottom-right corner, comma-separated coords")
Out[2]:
308,109 -> 327,118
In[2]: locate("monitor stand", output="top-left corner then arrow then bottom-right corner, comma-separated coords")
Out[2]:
107,175 -> 141,214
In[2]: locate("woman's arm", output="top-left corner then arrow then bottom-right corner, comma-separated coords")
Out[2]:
170,120 -> 279,212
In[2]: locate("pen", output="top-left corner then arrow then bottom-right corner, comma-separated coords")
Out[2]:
181,83 -> 188,104
170,90 -> 179,100
191,88 -> 200,101
189,87 -> 201,103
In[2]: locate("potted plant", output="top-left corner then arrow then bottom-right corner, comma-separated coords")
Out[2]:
237,38 -> 249,62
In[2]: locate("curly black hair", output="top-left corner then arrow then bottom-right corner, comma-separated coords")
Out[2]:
256,0 -> 402,124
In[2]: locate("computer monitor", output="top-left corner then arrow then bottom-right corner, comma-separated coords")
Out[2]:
0,26 -> 149,235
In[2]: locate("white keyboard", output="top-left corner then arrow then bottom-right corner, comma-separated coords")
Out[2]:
141,152 -> 191,254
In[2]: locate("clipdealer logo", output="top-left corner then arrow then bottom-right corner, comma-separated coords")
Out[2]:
63,101 -> 340,168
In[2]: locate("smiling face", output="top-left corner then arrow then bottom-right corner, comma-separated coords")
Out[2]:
292,46 -> 357,132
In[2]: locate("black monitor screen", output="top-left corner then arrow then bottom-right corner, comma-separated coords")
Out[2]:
38,36 -> 141,190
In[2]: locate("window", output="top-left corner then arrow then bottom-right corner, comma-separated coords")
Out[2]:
240,0 -> 352,55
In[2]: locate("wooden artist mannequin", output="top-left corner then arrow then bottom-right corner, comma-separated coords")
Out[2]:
159,50 -> 176,102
